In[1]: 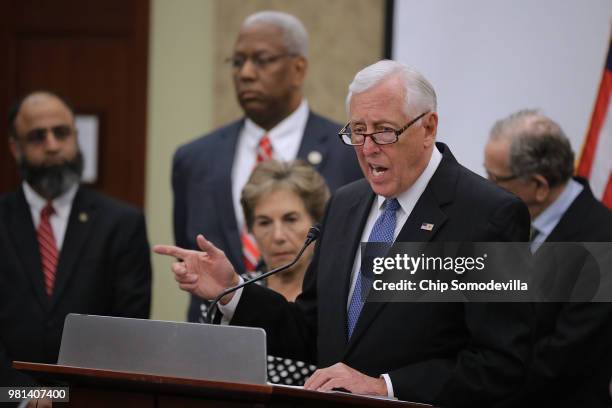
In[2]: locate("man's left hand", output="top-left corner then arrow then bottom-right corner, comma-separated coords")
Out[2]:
303,362 -> 388,396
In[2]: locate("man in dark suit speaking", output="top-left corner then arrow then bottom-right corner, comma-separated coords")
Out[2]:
172,11 -> 362,323
156,61 -> 532,406
0,91 -> 151,386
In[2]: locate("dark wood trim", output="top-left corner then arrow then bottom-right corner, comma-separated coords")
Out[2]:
384,0 -> 395,59
14,361 -> 433,407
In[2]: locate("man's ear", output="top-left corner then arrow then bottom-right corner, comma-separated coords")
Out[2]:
8,137 -> 21,162
291,56 -> 308,87
532,174 -> 550,203
423,112 -> 438,146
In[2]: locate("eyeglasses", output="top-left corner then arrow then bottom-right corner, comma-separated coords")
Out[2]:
226,53 -> 296,70
19,125 -> 74,145
485,170 -> 519,183
338,111 -> 429,146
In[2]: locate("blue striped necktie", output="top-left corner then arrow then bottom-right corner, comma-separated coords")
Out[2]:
347,198 -> 400,339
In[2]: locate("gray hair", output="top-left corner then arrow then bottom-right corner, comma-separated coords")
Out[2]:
243,11 -> 309,57
490,109 -> 574,187
241,159 -> 330,231
345,60 -> 437,116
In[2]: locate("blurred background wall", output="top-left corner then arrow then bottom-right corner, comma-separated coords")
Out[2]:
146,0 -> 214,321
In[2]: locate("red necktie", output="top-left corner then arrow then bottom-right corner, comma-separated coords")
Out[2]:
37,203 -> 58,296
256,134 -> 273,163
241,134 -> 274,271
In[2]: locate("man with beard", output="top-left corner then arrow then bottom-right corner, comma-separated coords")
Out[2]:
0,91 -> 152,386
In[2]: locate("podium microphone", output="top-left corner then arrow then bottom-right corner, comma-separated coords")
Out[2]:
205,224 -> 321,324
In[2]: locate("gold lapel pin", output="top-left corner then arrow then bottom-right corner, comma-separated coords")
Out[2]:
307,150 -> 322,165
79,212 -> 89,223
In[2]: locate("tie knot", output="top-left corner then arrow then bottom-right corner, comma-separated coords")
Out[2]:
257,134 -> 273,162
41,203 -> 55,218
384,198 -> 400,213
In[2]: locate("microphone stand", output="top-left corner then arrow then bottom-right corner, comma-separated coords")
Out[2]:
205,224 -> 320,324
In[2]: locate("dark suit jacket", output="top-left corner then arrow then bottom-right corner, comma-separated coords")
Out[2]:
172,111 -> 363,322
514,178 -> 612,408
230,143 -> 533,407
0,186 -> 152,386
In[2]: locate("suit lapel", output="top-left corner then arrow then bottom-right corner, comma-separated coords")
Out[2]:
546,178 -> 589,242
6,189 -> 49,310
50,187 -> 96,309
296,112 -> 332,170
344,144 -> 455,354
322,183 -> 375,358
395,188 -> 448,242
212,123 -> 243,266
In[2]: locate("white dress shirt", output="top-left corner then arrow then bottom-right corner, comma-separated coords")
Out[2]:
221,146 -> 442,397
22,181 -> 79,251
231,100 -> 309,229
344,146 -> 442,397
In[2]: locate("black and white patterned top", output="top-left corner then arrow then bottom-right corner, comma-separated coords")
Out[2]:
198,271 -> 317,386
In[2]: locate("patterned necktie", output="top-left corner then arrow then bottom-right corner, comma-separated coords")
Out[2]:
256,133 -> 273,162
37,203 -> 58,296
242,134 -> 274,271
347,198 -> 401,338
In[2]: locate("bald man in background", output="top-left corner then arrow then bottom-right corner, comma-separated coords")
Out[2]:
0,91 -> 151,387
485,109 -> 612,408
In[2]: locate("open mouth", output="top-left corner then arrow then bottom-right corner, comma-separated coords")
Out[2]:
369,164 -> 388,177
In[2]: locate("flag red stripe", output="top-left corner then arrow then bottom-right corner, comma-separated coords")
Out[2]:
577,70 -> 612,177
603,172 -> 612,209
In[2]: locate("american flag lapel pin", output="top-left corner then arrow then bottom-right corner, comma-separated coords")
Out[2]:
420,222 -> 434,231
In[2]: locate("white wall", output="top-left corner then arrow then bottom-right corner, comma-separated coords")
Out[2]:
393,0 -> 611,175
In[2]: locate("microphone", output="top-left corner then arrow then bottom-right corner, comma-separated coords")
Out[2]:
205,224 -> 321,324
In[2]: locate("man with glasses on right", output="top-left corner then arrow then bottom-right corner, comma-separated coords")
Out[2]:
484,109 -> 612,408
172,10 -> 361,324
158,60 -> 533,406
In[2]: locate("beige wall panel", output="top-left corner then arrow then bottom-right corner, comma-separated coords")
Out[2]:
146,0 -> 214,321
214,0 -> 385,126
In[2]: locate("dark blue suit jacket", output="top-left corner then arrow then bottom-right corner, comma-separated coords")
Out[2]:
230,143 -> 533,406
172,111 -> 362,322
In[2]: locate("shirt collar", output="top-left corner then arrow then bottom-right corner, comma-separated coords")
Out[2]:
22,181 -> 79,219
375,145 -> 443,215
243,99 -> 309,147
532,178 -> 583,236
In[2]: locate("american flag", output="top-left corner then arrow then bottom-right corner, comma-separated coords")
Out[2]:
577,32 -> 612,209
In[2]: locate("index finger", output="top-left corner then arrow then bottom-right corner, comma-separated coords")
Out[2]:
153,244 -> 192,259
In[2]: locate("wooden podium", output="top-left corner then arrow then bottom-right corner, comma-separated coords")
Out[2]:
14,361 -> 432,407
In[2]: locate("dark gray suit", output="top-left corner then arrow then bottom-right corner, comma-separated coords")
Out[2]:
230,143 -> 533,407
503,178 -> 612,408
0,186 -> 152,386
172,111 -> 363,322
